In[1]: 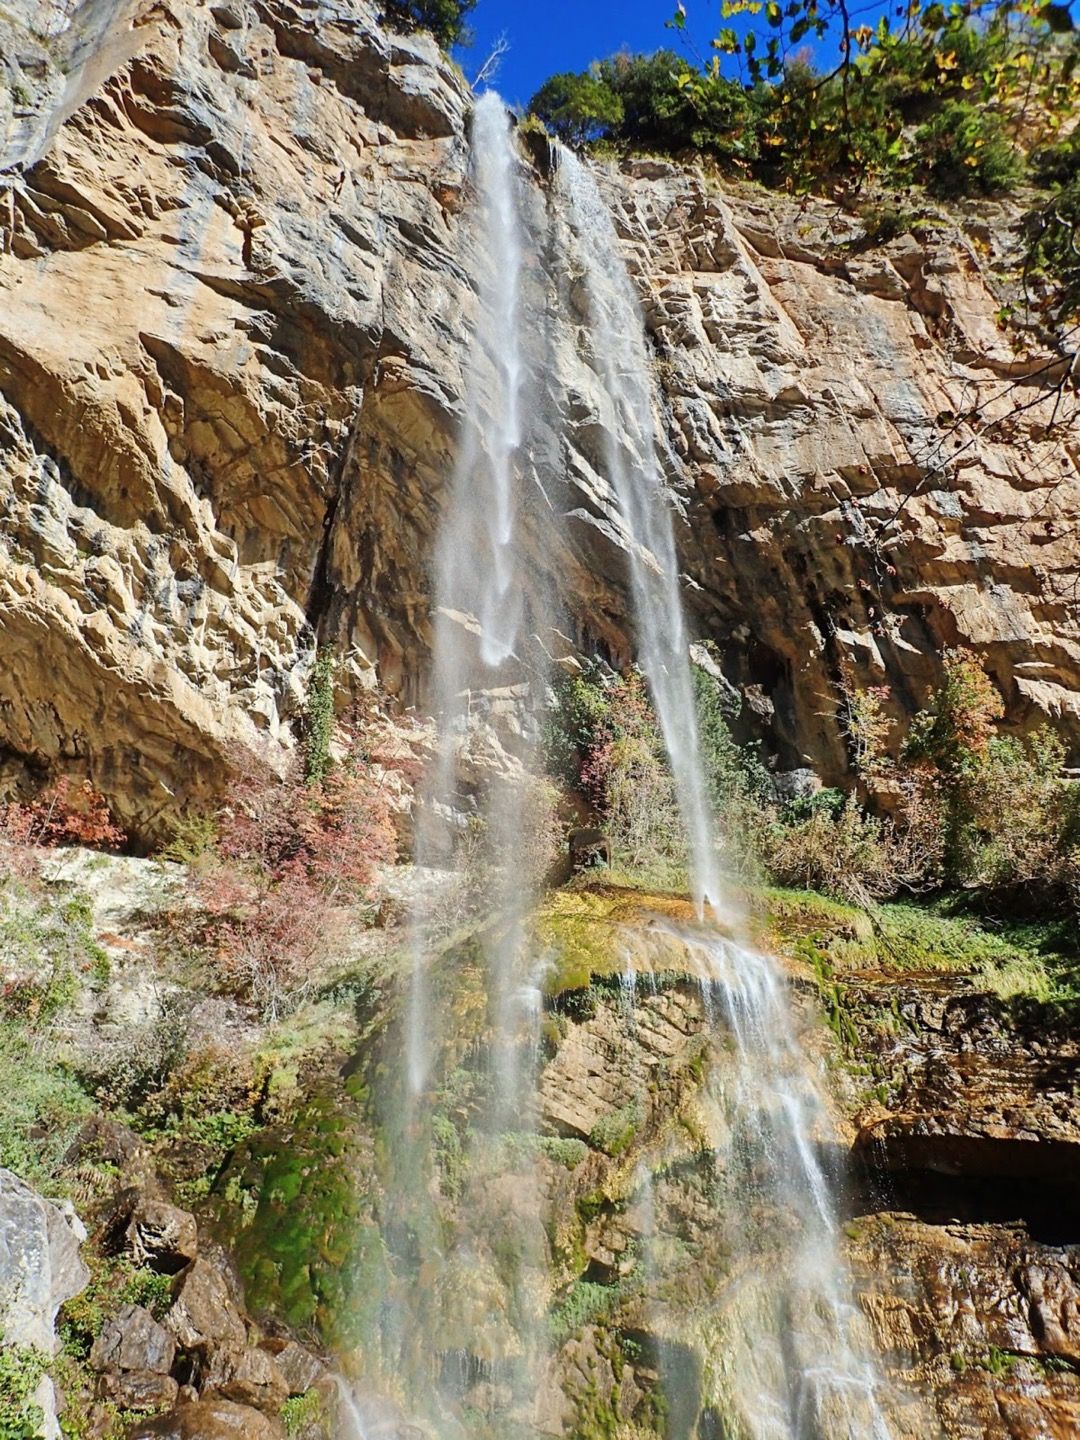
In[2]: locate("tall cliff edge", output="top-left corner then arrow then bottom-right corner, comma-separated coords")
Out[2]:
0,0 -> 1077,835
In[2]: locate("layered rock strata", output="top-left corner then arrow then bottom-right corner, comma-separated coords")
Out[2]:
1,0 -> 1077,832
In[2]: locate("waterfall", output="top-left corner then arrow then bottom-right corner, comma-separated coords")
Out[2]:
362,103 -> 892,1440
555,154 -> 891,1439
385,92 -> 555,1439
405,89 -> 529,1098
690,932 -> 890,1439
557,150 -> 724,917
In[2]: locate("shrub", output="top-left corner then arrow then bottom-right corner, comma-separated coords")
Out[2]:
580,670 -> 686,883
914,101 -> 1023,197
380,0 -> 474,47
762,796 -> 909,906
528,71 -> 624,147
529,50 -> 753,163
0,1022 -> 95,1191
1023,169 -> 1080,323
303,650 -> 335,785
692,663 -> 771,873
1,778 -> 124,854
180,746 -> 396,1016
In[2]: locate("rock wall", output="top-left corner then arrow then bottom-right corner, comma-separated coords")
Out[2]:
0,0 -> 1077,834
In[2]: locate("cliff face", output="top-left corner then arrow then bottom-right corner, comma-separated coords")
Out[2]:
0,0 -> 1078,834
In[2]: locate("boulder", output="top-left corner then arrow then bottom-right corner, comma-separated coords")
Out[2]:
126,1398 -> 284,1440
0,1168 -> 89,1350
200,1347 -> 289,1416
97,1370 -> 180,1413
90,1304 -> 176,1375
0,1168 -> 89,1440
165,1261 -> 247,1351
258,1339 -> 325,1397
126,1198 -> 199,1274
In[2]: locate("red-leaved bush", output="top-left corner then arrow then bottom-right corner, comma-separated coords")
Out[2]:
2,777 -> 126,855
186,747 -> 396,1016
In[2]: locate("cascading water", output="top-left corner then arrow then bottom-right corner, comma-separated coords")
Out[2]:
405,88 -> 530,1100
345,100 -> 893,1440
369,91 -> 556,1440
557,149 -> 725,919
555,152 -> 891,1439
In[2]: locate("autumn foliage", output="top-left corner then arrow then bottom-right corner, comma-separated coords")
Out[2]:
183,747 -> 396,1015
2,777 -> 126,855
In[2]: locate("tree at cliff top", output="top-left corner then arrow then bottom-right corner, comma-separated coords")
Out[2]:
380,0 -> 475,47
529,2 -> 1078,296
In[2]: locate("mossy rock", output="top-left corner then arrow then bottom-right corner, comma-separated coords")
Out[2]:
207,1090 -> 387,1348
536,885 -> 704,995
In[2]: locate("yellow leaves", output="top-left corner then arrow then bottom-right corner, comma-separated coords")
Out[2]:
934,50 -> 958,70
961,74 -> 976,89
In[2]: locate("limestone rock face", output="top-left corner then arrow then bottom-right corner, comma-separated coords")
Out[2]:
0,0 -> 1077,833
593,170 -> 1080,778
0,1168 -> 90,1439
0,1167 -> 88,1351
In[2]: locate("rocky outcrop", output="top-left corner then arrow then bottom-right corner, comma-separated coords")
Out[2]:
593,168 -> 1080,778
1,0 -> 1077,833
0,1168 -> 90,1439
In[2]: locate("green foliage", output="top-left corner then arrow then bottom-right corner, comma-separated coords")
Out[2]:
380,0 -> 474,47
529,50 -> 753,162
543,662 -> 613,788
208,1094 -> 388,1347
762,887 -> 1080,1012
588,1100 -> 643,1157
0,1340 -> 47,1440
692,662 -> 771,869
528,72 -> 624,146
303,651 -> 335,786
60,1255 -> 172,1362
0,884 -> 110,1024
914,101 -> 1023,198
281,1390 -> 324,1440
0,1022 -> 94,1192
528,2 -> 1078,318
1023,137 -> 1080,322
550,1279 -> 623,1342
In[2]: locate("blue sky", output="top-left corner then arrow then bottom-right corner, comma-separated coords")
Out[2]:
455,0 -> 686,109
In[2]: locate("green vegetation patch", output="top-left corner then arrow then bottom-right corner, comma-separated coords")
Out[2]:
208,1092 -> 387,1348
0,1338 -> 48,1440
760,887 -> 1079,1013
536,886 -> 701,996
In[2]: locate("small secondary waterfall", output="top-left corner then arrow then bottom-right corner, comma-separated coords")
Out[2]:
557,149 -> 725,918
693,933 -> 889,1439
554,153 -> 890,1439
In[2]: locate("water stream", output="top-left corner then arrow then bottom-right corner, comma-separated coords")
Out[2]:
557,149 -> 726,919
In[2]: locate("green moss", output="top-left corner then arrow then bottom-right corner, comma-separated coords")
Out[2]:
758,886 -> 1079,1014
208,1093 -> 388,1348
536,885 -> 703,996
